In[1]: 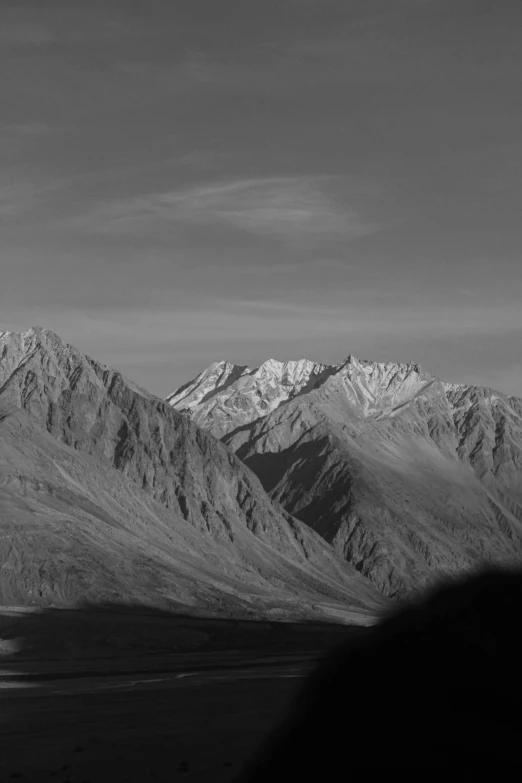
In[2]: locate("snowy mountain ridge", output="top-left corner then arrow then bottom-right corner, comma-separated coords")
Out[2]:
167,356 -> 329,437
168,352 -> 520,439
166,353 -> 451,436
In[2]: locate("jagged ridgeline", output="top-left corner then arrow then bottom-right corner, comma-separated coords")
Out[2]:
0,327 -> 385,619
168,355 -> 522,597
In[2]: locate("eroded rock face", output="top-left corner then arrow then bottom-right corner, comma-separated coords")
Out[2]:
0,328 -> 385,618
169,354 -> 522,597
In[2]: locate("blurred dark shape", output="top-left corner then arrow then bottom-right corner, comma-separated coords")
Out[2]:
237,567 -> 522,780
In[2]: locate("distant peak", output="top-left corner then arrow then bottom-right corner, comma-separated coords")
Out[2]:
254,357 -> 323,382
257,357 -> 317,371
341,354 -> 425,374
205,359 -> 249,373
0,325 -> 62,343
206,360 -> 230,372
260,358 -> 283,367
254,359 -> 283,379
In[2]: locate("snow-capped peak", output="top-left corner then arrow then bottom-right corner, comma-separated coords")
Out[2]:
167,356 -> 328,437
166,360 -> 250,411
254,358 -> 326,387
166,353 -> 441,437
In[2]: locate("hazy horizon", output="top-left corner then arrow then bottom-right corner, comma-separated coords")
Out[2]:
2,0 -> 521,397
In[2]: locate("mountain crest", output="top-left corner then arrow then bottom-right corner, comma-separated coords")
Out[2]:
167,353 -> 436,435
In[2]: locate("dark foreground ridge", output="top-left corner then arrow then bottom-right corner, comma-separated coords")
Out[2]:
2,570 -> 521,781
237,567 -> 522,780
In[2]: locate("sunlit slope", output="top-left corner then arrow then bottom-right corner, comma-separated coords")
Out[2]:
0,328 -> 385,619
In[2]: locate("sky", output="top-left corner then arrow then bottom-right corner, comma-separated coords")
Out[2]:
1,0 -> 521,397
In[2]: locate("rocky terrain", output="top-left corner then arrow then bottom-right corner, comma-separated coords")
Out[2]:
169,354 -> 522,597
166,358 -> 330,439
0,328 -> 385,620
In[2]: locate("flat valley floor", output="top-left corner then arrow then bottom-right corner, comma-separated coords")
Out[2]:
0,608 -> 364,782
0,662 -> 309,782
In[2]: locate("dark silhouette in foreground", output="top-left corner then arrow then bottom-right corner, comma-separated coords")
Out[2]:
237,567 -> 522,780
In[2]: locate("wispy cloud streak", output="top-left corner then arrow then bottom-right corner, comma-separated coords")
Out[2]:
0,173 -> 67,218
70,177 -> 378,244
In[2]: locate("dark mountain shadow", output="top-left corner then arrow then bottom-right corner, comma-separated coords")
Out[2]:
234,435 -> 333,494
236,436 -> 359,525
289,364 -> 340,399
233,435 -> 363,544
229,421 -> 329,466
236,565 -> 522,781
0,601 -> 370,783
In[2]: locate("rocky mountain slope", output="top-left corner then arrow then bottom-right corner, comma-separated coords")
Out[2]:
0,328 -> 385,620
169,355 -> 522,597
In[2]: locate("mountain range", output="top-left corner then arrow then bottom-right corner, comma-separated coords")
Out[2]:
168,355 -> 522,597
2,327 -> 520,617
0,328 -> 384,622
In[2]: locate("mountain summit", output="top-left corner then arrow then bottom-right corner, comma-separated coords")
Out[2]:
168,355 -> 522,597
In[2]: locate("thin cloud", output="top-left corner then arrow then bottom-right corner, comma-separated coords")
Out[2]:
71,177 -> 378,245
0,181 -> 48,218
233,257 -> 354,275
0,175 -> 67,218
